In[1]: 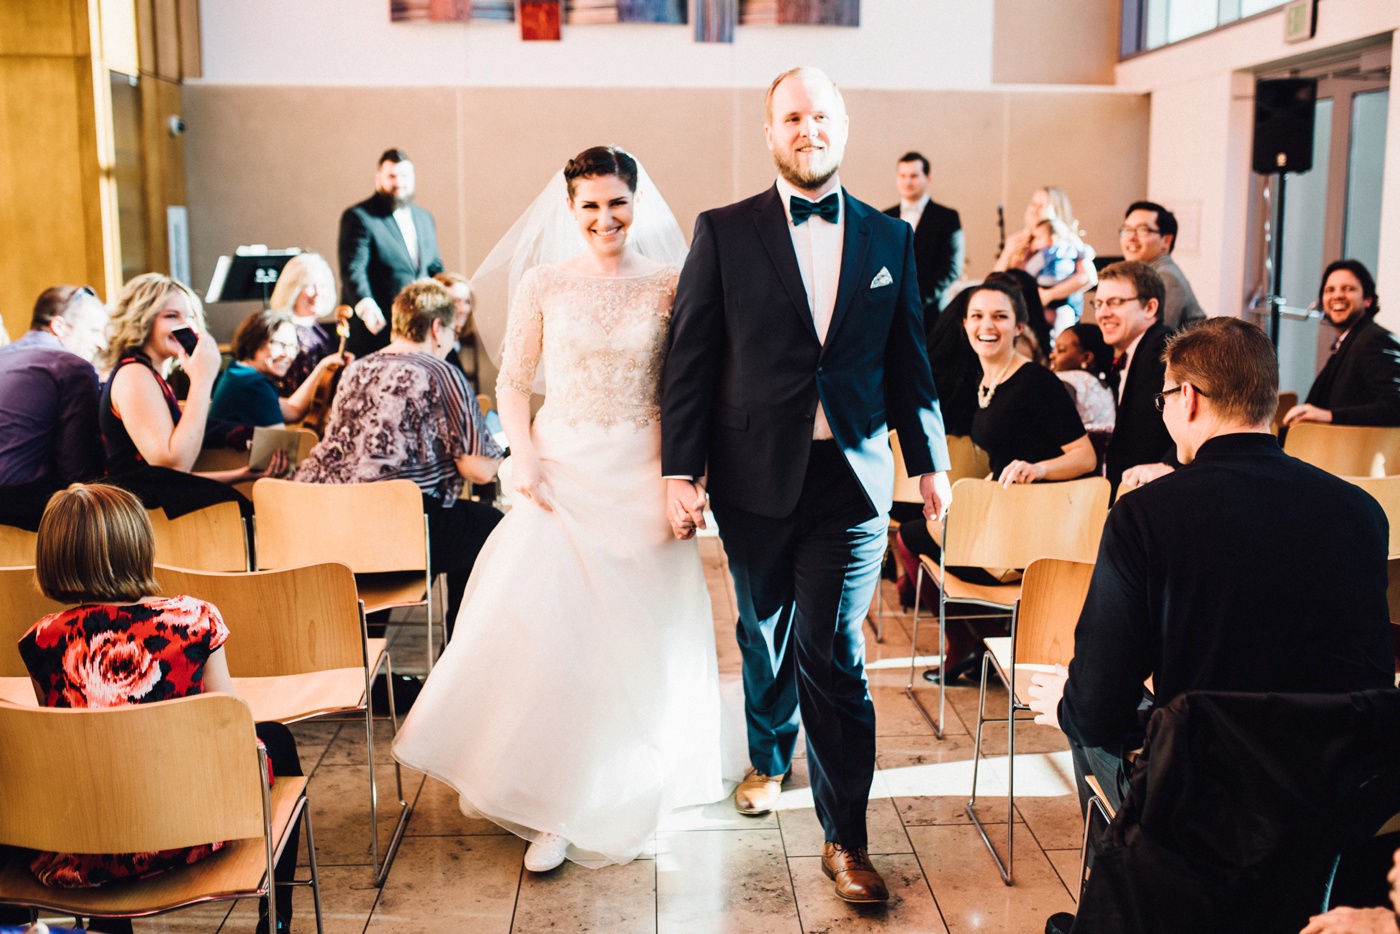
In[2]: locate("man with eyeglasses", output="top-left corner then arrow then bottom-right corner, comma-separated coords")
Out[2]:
1027,318 -> 1394,934
0,286 -> 109,529
1092,260 -> 1174,490
1118,201 -> 1206,330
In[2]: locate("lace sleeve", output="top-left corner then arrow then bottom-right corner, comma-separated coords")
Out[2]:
499,268 -> 544,397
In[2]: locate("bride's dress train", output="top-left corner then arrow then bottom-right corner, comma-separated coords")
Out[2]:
393,265 -> 740,867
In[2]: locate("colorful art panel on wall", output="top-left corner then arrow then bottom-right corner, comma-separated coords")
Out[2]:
738,0 -> 858,26
565,0 -> 686,24
390,0 -> 514,21
695,0 -> 736,41
521,0 -> 563,39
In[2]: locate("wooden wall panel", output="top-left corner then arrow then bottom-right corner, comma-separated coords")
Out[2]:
0,0 -> 88,57
152,0 -> 180,80
177,0 -> 199,78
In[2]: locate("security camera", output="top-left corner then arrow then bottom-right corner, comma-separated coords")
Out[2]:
168,116 -> 187,137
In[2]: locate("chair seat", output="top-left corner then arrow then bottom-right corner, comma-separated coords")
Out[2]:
982,636 -> 1058,707
232,639 -> 386,722
0,777 -> 306,917
355,572 -> 428,614
944,573 -> 1021,609
0,678 -> 36,707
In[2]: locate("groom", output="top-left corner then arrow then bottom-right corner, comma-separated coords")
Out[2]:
661,67 -> 951,903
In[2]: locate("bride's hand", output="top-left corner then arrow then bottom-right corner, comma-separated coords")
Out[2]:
512,454 -> 555,511
666,478 -> 706,540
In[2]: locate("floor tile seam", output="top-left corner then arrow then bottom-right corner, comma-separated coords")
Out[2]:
1011,798 -> 1078,899
904,828 -> 953,934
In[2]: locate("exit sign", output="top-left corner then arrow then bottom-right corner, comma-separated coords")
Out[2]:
1284,0 -> 1316,44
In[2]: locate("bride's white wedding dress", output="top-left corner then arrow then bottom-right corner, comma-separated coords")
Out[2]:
392,263 -> 734,868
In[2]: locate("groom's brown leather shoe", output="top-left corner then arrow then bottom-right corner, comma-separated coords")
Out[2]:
822,842 -> 889,903
734,768 -> 785,815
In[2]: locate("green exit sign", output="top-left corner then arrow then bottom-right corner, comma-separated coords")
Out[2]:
1284,0 -> 1316,44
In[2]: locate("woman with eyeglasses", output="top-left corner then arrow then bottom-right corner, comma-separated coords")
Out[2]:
210,308 -> 350,429
994,187 -> 1097,337
266,253 -> 342,396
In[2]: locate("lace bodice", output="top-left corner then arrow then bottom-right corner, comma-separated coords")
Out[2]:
499,264 -> 679,430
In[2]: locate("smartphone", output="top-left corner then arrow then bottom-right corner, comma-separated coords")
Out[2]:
171,327 -> 199,355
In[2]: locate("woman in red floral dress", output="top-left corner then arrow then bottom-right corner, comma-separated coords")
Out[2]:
15,483 -> 300,934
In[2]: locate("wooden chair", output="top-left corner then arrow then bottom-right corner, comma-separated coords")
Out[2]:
1078,772 -> 1117,900
907,476 -> 1110,740
966,558 -> 1095,884
0,694 -> 323,932
0,567 -> 68,707
869,433 -> 990,642
1345,475 -> 1400,556
0,524 -> 38,566
148,502 -> 250,572
476,393 -> 494,414
1271,391 -> 1298,437
251,479 -> 438,671
1283,423 -> 1400,477
154,562 -> 410,886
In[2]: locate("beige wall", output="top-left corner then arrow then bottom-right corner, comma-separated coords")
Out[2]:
182,84 -> 1148,390
993,0 -> 1121,86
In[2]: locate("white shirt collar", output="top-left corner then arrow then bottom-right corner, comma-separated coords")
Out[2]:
775,175 -> 843,227
900,193 -> 930,215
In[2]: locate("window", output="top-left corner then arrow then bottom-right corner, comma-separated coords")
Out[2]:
1123,0 -> 1289,56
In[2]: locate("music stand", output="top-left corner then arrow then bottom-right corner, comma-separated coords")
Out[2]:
205,248 -> 301,307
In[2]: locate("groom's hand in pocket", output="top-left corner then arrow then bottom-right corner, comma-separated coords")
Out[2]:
666,478 -> 707,540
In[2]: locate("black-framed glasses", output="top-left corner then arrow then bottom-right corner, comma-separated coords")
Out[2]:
1091,295 -> 1142,313
1118,225 -> 1162,238
1153,384 -> 1208,412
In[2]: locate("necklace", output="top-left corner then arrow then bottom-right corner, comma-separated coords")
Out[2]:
977,358 -> 1016,409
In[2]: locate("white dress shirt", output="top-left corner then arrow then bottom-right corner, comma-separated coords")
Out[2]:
393,206 -> 420,269
1115,329 -> 1148,404
899,193 -> 930,231
775,175 -> 844,440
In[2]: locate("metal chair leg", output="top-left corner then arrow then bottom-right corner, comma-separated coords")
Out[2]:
367,650 -> 412,887
1078,793 -> 1114,901
965,604 -> 1022,885
904,563 -> 946,738
304,799 -> 325,934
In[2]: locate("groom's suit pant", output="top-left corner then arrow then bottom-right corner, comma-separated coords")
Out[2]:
711,439 -> 886,849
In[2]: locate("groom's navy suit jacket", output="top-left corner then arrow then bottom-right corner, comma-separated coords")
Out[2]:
661,185 -> 950,518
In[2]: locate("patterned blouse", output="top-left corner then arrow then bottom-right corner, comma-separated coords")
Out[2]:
17,596 -> 232,887
294,351 -> 504,505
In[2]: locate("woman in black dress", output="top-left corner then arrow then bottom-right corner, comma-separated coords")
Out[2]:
897,279 -> 1095,679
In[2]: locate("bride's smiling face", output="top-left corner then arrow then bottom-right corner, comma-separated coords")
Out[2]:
569,174 -> 635,258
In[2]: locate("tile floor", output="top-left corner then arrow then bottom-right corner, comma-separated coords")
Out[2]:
108,535 -> 1086,933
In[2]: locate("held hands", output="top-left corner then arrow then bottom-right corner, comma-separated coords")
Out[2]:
999,459 -> 1044,488
1282,403 -> 1333,427
920,471 -> 952,522
1027,665 -> 1069,731
512,453 -> 556,512
667,478 -> 707,540
1119,462 -> 1175,493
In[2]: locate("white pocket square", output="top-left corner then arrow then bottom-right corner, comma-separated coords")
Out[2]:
870,267 -> 893,289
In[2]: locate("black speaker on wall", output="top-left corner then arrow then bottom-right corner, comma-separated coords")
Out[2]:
1252,78 -> 1317,174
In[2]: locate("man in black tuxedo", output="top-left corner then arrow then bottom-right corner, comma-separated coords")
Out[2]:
661,68 -> 951,904
883,151 -> 964,316
1027,319 -> 1393,934
1093,261 -> 1174,492
1283,259 -> 1400,428
338,148 -> 444,357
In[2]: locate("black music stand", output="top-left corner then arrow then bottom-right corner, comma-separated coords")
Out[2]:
205,249 -> 301,307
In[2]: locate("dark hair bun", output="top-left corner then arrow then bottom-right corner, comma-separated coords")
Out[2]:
564,146 -> 639,198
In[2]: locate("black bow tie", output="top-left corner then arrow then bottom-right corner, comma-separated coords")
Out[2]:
790,193 -> 839,226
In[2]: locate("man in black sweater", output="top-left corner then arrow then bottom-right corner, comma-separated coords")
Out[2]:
1283,259 -> 1400,428
1028,317 -> 1394,816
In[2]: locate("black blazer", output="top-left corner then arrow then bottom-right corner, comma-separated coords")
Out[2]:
661,186 -> 950,519
337,195 -> 444,356
882,199 -> 964,313
1105,323 -> 1174,487
1304,316 -> 1400,426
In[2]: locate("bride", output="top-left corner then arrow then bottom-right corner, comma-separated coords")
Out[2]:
392,146 -> 735,872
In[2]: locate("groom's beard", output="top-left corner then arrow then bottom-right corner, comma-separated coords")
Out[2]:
773,140 -> 843,190
372,190 -> 416,212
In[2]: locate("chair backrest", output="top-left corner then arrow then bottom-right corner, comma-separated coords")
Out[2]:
1284,423 -> 1400,477
0,567 -> 70,678
147,503 -> 250,572
1346,475 -> 1400,556
293,427 -> 319,465
476,393 -> 494,414
0,525 -> 38,566
0,694 -> 265,853
888,431 -> 922,504
1272,392 -> 1298,437
154,563 -> 365,676
252,478 -> 427,574
1014,558 -> 1095,668
947,434 -> 992,484
944,476 -> 1111,570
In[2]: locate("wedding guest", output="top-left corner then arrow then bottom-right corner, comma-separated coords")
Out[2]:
17,483 -> 300,934
1118,201 -> 1206,329
295,279 -> 504,626
897,279 -> 1094,679
209,308 -> 348,428
1049,323 -> 1116,434
1283,260 -> 1400,428
988,268 -> 1050,365
433,271 -> 475,377
924,286 -> 981,436
994,187 -> 1097,335
267,252 -> 341,395
0,285 -> 109,529
884,151 -> 964,315
100,274 -> 282,517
